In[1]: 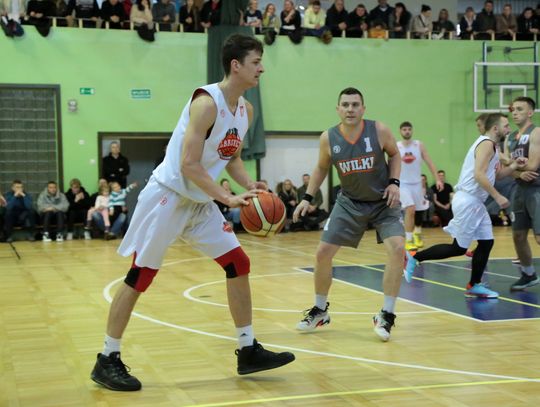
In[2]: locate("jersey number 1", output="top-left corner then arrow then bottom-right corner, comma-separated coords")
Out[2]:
364,138 -> 373,153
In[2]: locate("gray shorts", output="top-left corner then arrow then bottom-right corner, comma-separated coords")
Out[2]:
321,194 -> 404,248
511,184 -> 540,235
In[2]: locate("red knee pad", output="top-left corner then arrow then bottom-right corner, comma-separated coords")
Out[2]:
215,247 -> 250,278
124,254 -> 159,292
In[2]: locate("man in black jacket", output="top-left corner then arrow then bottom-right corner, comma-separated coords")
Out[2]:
102,141 -> 130,188
326,0 -> 348,38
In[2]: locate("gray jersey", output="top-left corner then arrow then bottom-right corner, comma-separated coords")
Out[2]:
328,120 -> 389,202
508,124 -> 540,187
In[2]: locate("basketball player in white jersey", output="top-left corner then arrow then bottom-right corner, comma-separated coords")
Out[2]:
397,122 -> 443,251
505,96 -> 540,291
90,34 -> 294,392
404,113 -> 528,298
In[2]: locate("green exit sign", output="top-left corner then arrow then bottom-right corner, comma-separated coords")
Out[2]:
130,89 -> 151,100
80,87 -> 95,95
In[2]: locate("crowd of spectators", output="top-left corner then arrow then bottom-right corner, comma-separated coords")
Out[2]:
0,141 -> 136,242
2,0 -> 540,42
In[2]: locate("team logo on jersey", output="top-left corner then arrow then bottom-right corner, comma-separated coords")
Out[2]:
337,154 -> 375,175
333,145 -> 341,154
402,152 -> 416,164
217,128 -> 241,160
222,221 -> 233,233
220,109 -> 226,118
240,105 -> 245,117
159,196 -> 168,206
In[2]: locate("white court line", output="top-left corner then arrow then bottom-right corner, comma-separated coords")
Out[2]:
102,277 -> 540,383
183,272 -> 441,315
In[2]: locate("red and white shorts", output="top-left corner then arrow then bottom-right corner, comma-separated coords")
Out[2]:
118,177 -> 240,269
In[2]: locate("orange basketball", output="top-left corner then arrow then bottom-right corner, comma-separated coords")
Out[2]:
240,192 -> 286,237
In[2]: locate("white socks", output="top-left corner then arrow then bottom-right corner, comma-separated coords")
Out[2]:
522,265 -> 536,276
315,294 -> 328,310
414,226 -> 422,234
103,335 -> 121,356
237,325 -> 254,349
383,295 -> 397,314
405,232 -> 413,240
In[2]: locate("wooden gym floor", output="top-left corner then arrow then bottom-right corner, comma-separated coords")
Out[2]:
1,227 -> 540,406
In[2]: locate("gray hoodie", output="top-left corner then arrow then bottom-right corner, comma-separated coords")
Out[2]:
37,187 -> 69,213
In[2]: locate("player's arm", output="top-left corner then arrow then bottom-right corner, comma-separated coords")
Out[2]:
420,141 -> 443,191
506,129 -> 540,181
293,131 -> 332,221
225,101 -> 266,191
181,94 -> 251,207
474,140 -> 508,208
377,121 -> 401,207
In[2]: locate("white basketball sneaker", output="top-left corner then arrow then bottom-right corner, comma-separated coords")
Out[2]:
296,303 -> 330,331
373,310 -> 396,342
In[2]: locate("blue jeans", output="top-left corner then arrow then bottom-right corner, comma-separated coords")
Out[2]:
92,211 -> 126,236
223,207 -> 241,226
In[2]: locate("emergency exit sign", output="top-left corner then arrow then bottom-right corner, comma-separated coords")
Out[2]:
130,89 -> 151,100
80,87 -> 95,95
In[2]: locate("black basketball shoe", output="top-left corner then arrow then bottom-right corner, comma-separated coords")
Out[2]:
236,339 -> 295,375
91,352 -> 142,391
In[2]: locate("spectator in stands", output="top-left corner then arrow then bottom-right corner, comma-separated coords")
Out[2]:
3,180 -> 35,243
419,174 -> 435,226
214,179 -> 242,232
368,0 -> 392,28
474,0 -> 496,40
0,0 -> 25,37
432,8 -> 455,39
368,20 -> 387,39
66,0 -> 99,28
346,4 -> 369,38
388,2 -> 410,39
25,0 -> 55,36
108,180 -> 136,239
130,0 -> 154,37
153,0 -> 175,31
101,0 -> 126,29
0,192 -> 6,241
325,0 -> 347,38
90,178 -> 108,207
296,173 -> 328,230
517,7 -> 539,41
496,3 -> 517,40
102,141 -> 130,188
279,0 -> 301,43
244,0 -> 262,34
431,170 -> 453,227
179,0 -> 200,32
459,6 -> 475,40
52,0 -> 69,26
277,179 -> 298,220
85,183 -> 114,240
411,4 -> 432,39
200,0 -> 220,30
65,178 -> 91,240
303,0 -> 331,43
261,2 -> 278,44
37,181 -> 69,242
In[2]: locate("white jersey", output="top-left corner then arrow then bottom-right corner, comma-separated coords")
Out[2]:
397,140 -> 422,183
455,135 -> 499,203
153,83 -> 249,203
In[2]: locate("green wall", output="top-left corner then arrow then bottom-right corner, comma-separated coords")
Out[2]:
1,28 -> 536,190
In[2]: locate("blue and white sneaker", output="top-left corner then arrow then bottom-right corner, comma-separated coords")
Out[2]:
403,251 -> 417,283
464,283 -> 499,299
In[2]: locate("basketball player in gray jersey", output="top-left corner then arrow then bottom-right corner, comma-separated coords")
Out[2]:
293,87 -> 405,342
505,96 -> 540,291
